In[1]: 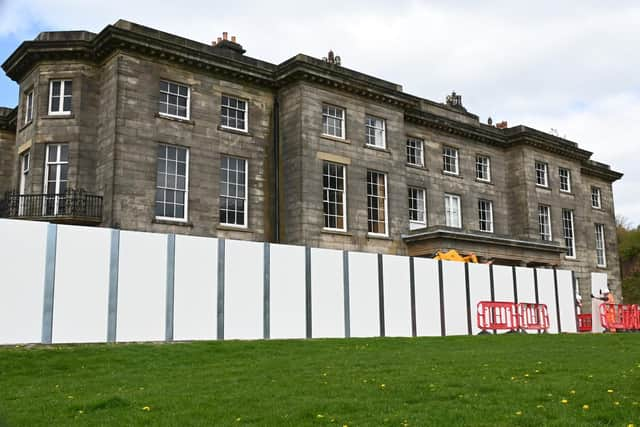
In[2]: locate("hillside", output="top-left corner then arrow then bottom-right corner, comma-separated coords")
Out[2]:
617,220 -> 640,304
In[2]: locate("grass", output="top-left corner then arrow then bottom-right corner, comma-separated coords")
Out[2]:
0,334 -> 639,426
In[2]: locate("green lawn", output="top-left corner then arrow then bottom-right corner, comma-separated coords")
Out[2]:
0,334 -> 639,426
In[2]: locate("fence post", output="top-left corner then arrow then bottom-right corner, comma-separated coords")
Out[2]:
41,223 -> 58,344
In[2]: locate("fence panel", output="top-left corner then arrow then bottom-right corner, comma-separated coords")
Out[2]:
468,263 -> 491,335
116,231 -> 167,342
225,239 -> 263,340
270,243 -> 306,339
515,267 -> 536,305
348,251 -> 379,338
311,248 -> 344,338
536,269 -> 559,334
556,269 -> 577,333
413,258 -> 441,336
173,235 -> 218,341
52,225 -> 110,343
0,219 -> 48,344
442,261 -> 468,336
382,255 -> 412,337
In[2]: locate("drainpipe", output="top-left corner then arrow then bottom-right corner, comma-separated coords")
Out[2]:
272,95 -> 280,243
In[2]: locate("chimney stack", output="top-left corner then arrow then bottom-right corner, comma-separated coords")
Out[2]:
223,31 -> 228,40
231,36 -> 236,43
211,32 -> 246,54
496,121 -> 508,129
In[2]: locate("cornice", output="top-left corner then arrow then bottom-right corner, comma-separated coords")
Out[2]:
580,161 -> 623,182
402,228 -> 565,254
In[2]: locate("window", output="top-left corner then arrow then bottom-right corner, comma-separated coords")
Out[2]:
408,187 -> 426,230
406,138 -> 424,167
18,151 -> 30,215
444,194 -> 461,228
475,155 -> 491,181
220,156 -> 248,227
562,209 -> 576,258
322,104 -> 345,138
155,144 -> 188,221
159,80 -> 190,119
221,95 -> 248,132
535,161 -> 548,187
538,205 -> 552,241
559,168 -> 571,192
595,224 -> 606,267
365,115 -> 385,148
367,171 -> 387,235
591,187 -> 601,208
322,161 -> 346,231
43,144 -> 69,216
48,80 -> 72,115
24,90 -> 34,124
443,146 -> 459,175
478,199 -> 494,232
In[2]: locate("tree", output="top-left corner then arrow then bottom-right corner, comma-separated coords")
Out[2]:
617,216 -> 640,304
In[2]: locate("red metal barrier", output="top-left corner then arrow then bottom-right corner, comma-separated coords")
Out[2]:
477,301 -> 519,333
518,303 -> 550,332
599,303 -> 625,331
477,301 -> 549,333
577,314 -> 592,332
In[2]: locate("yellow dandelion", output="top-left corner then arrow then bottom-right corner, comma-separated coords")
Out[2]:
588,375 -> 593,378
614,401 -> 620,406
582,404 -> 589,410
343,425 -> 349,427
380,384 -> 386,389
67,395 -> 74,399
511,376 -> 516,380
608,389 -> 614,393
317,414 -> 325,418
142,406 -> 151,411
535,369 -> 540,373
628,424 -> 634,427
561,399 -> 568,404
536,404 -> 544,409
570,390 -> 576,394
515,411 -> 522,415
524,374 -> 529,377
78,410 -> 84,414
235,418 -> 241,422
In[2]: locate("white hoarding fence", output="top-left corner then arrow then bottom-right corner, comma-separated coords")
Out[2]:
0,219 -> 583,345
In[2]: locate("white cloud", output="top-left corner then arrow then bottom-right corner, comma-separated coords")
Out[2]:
0,0 -> 638,224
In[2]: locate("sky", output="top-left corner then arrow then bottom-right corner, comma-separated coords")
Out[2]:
0,0 -> 638,225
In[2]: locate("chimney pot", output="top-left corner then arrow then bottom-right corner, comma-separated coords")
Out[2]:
217,37 -> 222,43
496,121 -> 508,129
223,32 -> 228,40
231,35 -> 236,43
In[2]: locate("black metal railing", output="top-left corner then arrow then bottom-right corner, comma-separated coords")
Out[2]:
1,190 -> 103,223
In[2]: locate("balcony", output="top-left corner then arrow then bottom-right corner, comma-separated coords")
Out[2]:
1,190 -> 103,225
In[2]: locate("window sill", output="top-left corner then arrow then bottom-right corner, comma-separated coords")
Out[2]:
442,171 -> 463,179
42,114 -> 75,120
217,224 -> 252,232
364,144 -> 391,154
156,113 -> 195,125
321,228 -> 352,237
591,206 -> 602,210
218,125 -> 252,137
367,233 -> 391,241
596,265 -> 608,270
406,163 -> 427,171
320,134 -> 350,144
563,256 -> 579,262
152,218 -> 194,227
19,120 -> 33,132
559,190 -> 574,196
535,185 -> 551,191
475,178 -> 493,185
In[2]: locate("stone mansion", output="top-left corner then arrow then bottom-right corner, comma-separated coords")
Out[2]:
0,20 -> 623,301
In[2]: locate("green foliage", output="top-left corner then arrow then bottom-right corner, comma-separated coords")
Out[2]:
1,336 -> 639,426
617,226 -> 640,261
622,273 -> 640,304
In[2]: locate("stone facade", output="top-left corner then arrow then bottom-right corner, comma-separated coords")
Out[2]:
0,20 -> 624,304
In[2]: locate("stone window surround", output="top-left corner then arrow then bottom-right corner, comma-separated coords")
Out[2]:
406,137 -> 425,167
595,223 -> 606,267
562,208 -> 576,259
444,193 -> 462,228
220,155 -> 248,229
322,103 -> 346,140
322,160 -> 347,232
538,204 -> 552,241
559,167 -> 572,193
364,114 -> 386,149
591,186 -> 602,209
408,186 -> 427,229
23,88 -> 34,125
366,169 -> 388,237
155,143 -> 189,223
220,93 -> 249,133
442,145 -> 459,175
535,160 -> 549,188
475,154 -> 491,182
478,199 -> 494,233
48,79 -> 73,115
158,79 -> 190,120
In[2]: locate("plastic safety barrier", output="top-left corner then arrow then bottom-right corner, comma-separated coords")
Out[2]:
577,314 -> 592,332
477,301 -> 549,334
599,303 -> 626,331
